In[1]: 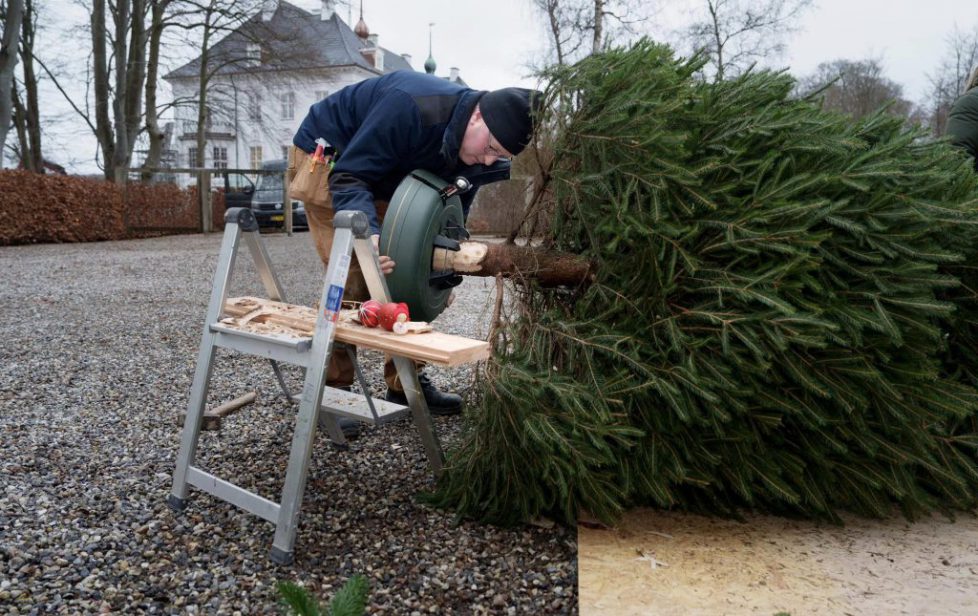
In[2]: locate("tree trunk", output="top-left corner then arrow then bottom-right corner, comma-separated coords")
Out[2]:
110,0 -> 129,180
18,0 -> 41,172
592,0 -> 603,55
109,0 -> 146,182
141,0 -> 168,179
544,0 -> 565,66
709,0 -> 724,82
0,0 -> 25,167
433,241 -> 593,287
92,0 -> 114,179
11,87 -> 29,168
195,4 -> 214,232
121,0 -> 146,170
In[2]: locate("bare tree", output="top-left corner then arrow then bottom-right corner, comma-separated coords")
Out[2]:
684,0 -> 811,81
90,0 -> 148,181
796,58 -> 914,121
925,24 -> 978,137
14,0 -> 41,171
168,0 -> 264,230
128,0 -> 215,178
0,0 -> 25,167
536,0 -> 572,66
141,0 -> 178,176
531,0 -> 648,67
35,0 -> 148,179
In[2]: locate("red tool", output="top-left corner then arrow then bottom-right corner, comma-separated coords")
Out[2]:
310,138 -> 330,172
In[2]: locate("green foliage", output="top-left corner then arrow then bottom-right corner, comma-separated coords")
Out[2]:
327,575 -> 370,616
429,39 -> 978,525
278,576 -> 369,616
278,581 -> 322,616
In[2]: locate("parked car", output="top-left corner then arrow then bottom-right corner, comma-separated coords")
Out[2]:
251,159 -> 307,229
221,171 -> 255,210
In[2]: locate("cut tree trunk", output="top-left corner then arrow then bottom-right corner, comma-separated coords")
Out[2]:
433,241 -> 593,287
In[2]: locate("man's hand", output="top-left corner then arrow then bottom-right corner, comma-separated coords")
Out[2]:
371,234 -> 395,275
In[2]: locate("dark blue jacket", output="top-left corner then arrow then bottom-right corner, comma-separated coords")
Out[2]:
293,71 -> 510,234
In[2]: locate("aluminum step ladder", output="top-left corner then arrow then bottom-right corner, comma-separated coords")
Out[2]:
167,207 -> 445,565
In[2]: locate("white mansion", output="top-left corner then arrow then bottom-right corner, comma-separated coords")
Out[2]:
162,0 -> 462,175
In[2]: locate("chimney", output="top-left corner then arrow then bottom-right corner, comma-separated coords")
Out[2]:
321,0 -> 335,20
401,53 -> 412,67
449,67 -> 459,82
363,34 -> 383,71
261,0 -> 277,21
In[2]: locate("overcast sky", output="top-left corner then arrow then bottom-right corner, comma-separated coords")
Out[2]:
27,0 -> 978,174
343,0 -> 978,99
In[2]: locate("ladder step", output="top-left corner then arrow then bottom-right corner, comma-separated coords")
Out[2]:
292,387 -> 409,425
186,466 -> 281,524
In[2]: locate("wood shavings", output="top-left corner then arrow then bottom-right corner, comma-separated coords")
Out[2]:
635,549 -> 669,570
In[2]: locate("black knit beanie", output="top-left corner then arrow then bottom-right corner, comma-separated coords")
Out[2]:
480,87 -> 543,156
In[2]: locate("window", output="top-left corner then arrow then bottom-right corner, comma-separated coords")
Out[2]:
250,146 -> 263,170
247,93 -> 262,123
213,147 -> 228,169
247,44 -> 261,65
188,147 -> 198,168
281,145 -> 289,160
257,173 -> 283,192
315,90 -> 329,102
280,92 -> 294,120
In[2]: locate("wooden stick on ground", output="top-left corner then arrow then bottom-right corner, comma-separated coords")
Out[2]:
210,391 -> 258,418
178,391 -> 258,431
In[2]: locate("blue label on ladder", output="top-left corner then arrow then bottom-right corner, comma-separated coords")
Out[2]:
324,284 -> 344,323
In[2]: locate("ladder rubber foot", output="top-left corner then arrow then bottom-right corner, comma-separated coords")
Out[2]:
270,547 -> 294,566
166,494 -> 187,512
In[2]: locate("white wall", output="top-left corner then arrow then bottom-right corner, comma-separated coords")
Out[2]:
166,65 -> 378,184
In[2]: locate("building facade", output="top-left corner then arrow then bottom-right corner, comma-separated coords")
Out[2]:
162,0 -> 453,178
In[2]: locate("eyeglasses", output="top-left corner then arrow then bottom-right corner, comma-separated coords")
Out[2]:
484,137 -> 512,162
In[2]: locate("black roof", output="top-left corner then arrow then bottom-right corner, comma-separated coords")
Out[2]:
165,1 -> 413,80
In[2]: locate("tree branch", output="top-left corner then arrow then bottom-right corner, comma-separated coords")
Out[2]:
32,55 -> 99,136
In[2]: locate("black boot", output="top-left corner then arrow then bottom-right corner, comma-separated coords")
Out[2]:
386,372 -> 463,416
328,385 -> 362,440
338,418 -> 361,439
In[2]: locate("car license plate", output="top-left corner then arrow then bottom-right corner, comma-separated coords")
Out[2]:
271,215 -> 284,222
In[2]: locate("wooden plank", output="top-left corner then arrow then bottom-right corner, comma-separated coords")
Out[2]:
221,296 -> 490,366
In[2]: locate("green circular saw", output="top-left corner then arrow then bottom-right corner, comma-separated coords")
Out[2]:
380,170 -> 471,322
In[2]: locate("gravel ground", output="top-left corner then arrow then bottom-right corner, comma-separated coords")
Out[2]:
0,231 -> 577,614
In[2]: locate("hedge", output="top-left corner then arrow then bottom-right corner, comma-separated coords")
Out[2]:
0,170 -> 226,246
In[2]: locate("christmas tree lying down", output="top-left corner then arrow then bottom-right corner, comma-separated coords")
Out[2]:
428,40 -> 978,525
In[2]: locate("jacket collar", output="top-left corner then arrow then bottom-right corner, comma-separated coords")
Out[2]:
440,90 -> 486,173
